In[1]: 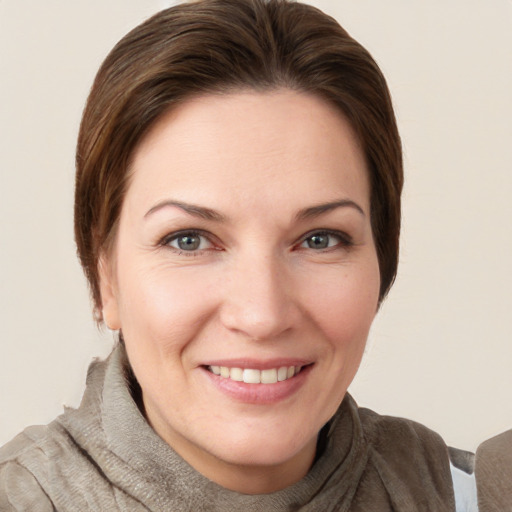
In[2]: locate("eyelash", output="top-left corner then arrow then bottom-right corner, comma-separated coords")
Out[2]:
159,228 -> 353,256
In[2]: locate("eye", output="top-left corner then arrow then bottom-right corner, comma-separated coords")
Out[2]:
164,231 -> 213,252
299,230 -> 350,250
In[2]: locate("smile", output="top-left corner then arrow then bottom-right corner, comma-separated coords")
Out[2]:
208,365 -> 303,384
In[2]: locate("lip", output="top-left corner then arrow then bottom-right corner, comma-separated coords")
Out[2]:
200,362 -> 313,404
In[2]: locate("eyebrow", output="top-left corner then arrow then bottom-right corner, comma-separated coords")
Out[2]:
144,198 -> 365,222
296,199 -> 365,220
144,200 -> 227,222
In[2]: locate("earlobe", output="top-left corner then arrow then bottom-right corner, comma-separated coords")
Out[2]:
98,255 -> 121,330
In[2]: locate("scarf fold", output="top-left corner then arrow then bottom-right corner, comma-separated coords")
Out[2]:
55,344 -> 455,511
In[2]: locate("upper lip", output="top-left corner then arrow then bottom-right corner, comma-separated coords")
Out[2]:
201,358 -> 314,370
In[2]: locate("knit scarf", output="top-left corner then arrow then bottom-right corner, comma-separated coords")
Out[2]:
51,345 -> 456,510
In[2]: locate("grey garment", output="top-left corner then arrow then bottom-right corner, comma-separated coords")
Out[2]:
0,345 -> 457,511
450,448 -> 476,475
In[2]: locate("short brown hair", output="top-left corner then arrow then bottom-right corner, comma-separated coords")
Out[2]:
75,0 -> 403,320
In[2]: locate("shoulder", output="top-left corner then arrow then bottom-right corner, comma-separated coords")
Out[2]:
476,428 -> 512,467
0,423 -> 64,470
475,429 -> 512,511
357,406 -> 484,512
0,420 -> 77,468
0,462 -> 54,511
358,406 -> 451,460
0,424 -> 63,511
356,406 -> 459,510
0,410 -> 116,509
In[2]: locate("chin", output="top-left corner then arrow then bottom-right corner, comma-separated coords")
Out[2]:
204,422 -> 317,468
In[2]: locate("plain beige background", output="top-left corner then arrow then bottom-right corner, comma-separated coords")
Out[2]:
1,0 -> 511,451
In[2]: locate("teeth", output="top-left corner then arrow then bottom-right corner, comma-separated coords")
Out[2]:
243,369 -> 261,384
209,365 -> 301,384
230,367 -> 243,382
261,368 -> 277,384
277,366 -> 288,381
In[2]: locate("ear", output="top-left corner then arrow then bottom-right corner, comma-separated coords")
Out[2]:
98,253 -> 121,330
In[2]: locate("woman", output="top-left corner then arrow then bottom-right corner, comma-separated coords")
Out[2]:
0,0 -> 507,510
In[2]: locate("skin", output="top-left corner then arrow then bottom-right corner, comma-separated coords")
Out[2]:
99,90 -> 381,494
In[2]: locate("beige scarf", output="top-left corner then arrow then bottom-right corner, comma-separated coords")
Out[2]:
1,345 -> 465,510
62,346 -> 458,510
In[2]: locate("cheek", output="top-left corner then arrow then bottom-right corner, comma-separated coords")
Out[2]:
115,262 -> 220,350
305,263 -> 380,351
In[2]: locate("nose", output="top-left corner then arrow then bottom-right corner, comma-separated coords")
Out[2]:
219,252 -> 301,341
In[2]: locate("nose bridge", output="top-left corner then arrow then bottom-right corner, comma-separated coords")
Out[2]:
220,248 -> 297,340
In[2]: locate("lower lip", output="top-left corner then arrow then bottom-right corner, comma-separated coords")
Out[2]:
201,365 -> 312,404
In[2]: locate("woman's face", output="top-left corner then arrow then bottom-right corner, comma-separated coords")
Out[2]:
100,90 -> 380,493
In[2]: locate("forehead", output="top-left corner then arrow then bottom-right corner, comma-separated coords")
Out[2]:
126,90 -> 370,217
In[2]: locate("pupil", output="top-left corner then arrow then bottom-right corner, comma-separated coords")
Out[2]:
178,235 -> 200,251
309,234 -> 328,249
